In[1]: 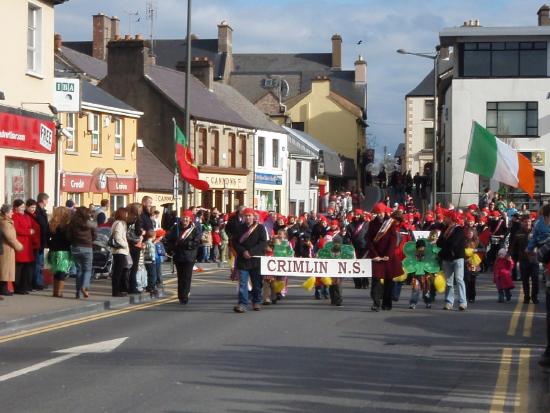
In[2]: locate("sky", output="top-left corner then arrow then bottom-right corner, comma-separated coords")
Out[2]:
55,0 -> 549,158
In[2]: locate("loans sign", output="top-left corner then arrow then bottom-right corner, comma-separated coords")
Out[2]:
260,257 -> 372,278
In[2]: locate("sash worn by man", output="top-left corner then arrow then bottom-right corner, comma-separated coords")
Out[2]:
345,209 -> 369,289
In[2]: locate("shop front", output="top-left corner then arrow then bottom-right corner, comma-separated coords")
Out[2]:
61,170 -> 137,210
198,172 -> 247,213
0,107 -> 56,204
254,172 -> 285,213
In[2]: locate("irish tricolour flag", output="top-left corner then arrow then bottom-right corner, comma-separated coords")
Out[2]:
465,122 -> 535,197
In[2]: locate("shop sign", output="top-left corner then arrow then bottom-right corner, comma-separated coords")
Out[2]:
53,78 -> 80,113
255,173 -> 283,186
61,173 -> 93,193
107,177 -> 137,194
0,111 -> 56,154
198,173 -> 246,189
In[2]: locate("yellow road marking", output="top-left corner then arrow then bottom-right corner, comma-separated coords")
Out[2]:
490,348 -> 513,413
0,295 -> 179,344
507,300 -> 523,336
522,304 -> 535,338
514,348 -> 530,413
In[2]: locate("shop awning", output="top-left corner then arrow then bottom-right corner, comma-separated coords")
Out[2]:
320,150 -> 343,177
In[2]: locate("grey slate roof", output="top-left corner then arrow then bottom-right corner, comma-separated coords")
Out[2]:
145,65 -> 255,129
233,53 -> 332,73
137,146 -> 174,192
81,81 -> 140,113
287,139 -> 315,158
58,46 -> 107,80
406,69 -> 434,97
212,83 -> 286,134
439,26 -> 550,47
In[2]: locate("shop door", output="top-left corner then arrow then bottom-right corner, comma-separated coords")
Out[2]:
235,191 -> 245,208
5,158 -> 41,204
110,195 -> 128,211
215,190 -> 223,212
259,191 -> 274,211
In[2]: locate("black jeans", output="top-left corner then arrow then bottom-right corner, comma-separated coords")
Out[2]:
519,260 -> 539,301
371,278 -> 394,309
464,269 -> 477,302
128,247 -> 141,292
15,262 -> 34,293
175,261 -> 194,302
112,254 -> 129,296
329,284 -> 342,305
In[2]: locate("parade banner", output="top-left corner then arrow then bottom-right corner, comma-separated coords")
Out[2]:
412,231 -> 431,240
260,257 -> 372,278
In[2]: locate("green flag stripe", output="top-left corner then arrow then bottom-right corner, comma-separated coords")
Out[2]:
465,122 -> 497,179
175,124 -> 187,147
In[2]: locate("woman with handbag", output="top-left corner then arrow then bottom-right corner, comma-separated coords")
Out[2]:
168,210 -> 201,304
0,204 -> 23,296
47,206 -> 72,297
110,207 -> 130,297
126,203 -> 144,294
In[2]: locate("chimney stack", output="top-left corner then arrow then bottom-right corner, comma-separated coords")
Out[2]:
93,13 -> 121,60
106,38 -> 153,78
331,34 -> 342,70
191,57 -> 214,91
538,4 -> 550,26
218,20 -> 233,54
54,33 -> 62,51
354,55 -> 367,84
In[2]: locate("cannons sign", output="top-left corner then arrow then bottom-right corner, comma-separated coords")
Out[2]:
260,257 -> 372,278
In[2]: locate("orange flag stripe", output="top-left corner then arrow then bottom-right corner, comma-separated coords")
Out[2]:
517,152 -> 535,198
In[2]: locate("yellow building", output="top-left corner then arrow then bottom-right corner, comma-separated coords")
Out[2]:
58,80 -> 142,212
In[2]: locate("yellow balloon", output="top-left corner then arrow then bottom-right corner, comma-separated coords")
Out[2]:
273,280 -> 285,294
470,254 -> 482,267
464,248 -> 474,258
434,274 -> 446,293
302,277 -> 315,291
321,277 -> 332,286
394,273 -> 407,283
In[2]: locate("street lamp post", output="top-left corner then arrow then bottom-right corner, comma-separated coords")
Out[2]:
397,47 -> 440,210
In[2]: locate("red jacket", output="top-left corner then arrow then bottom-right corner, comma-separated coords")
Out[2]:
13,212 -> 36,263
493,257 -> 515,290
212,231 -> 221,246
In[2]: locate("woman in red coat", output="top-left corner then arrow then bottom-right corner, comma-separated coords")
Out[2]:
12,199 -> 37,294
366,203 -> 402,311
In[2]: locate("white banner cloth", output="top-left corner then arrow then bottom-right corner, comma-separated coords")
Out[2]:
260,256 -> 372,278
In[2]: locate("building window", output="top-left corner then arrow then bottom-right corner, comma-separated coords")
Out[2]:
110,194 -> 127,211
486,102 -> 538,137
289,200 -> 297,216
27,4 -> 42,73
211,130 -> 219,166
91,114 -> 101,154
67,193 -> 82,207
258,136 -> 265,167
114,118 -> 123,157
65,113 -> 76,152
198,128 -> 207,165
272,139 -> 279,168
460,42 -> 547,78
424,128 -> 434,149
229,133 -> 236,167
291,122 -> 305,131
239,134 -> 247,168
423,100 -> 434,120
5,158 -> 41,204
296,161 -> 302,184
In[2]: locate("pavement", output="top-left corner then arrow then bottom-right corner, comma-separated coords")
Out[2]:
0,269 -> 548,412
0,261 -> 228,334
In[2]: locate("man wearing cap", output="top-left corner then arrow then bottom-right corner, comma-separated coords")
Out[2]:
346,209 -> 369,289
233,208 -> 267,313
437,210 -> 467,311
366,202 -> 400,311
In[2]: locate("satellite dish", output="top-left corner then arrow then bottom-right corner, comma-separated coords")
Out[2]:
280,79 -> 290,98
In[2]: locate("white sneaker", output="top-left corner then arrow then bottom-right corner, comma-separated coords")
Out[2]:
409,304 -> 416,309
443,303 -> 453,310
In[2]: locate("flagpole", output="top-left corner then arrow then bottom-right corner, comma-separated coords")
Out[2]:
172,117 -> 179,275
183,0 -> 192,212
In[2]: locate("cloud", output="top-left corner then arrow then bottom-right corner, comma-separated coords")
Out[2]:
55,0 -> 548,155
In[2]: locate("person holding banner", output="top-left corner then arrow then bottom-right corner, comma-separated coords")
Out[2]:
345,209 -> 369,289
233,208 -> 267,313
366,202 -> 401,311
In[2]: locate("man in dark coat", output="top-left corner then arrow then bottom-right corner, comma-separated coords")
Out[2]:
34,193 -> 50,290
366,203 -> 400,311
232,208 -> 267,313
437,210 -> 467,311
345,209 -> 369,289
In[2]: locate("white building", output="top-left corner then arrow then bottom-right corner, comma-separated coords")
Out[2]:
439,6 -> 550,206
254,130 -> 289,213
403,71 -> 435,177
0,0 -> 67,204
